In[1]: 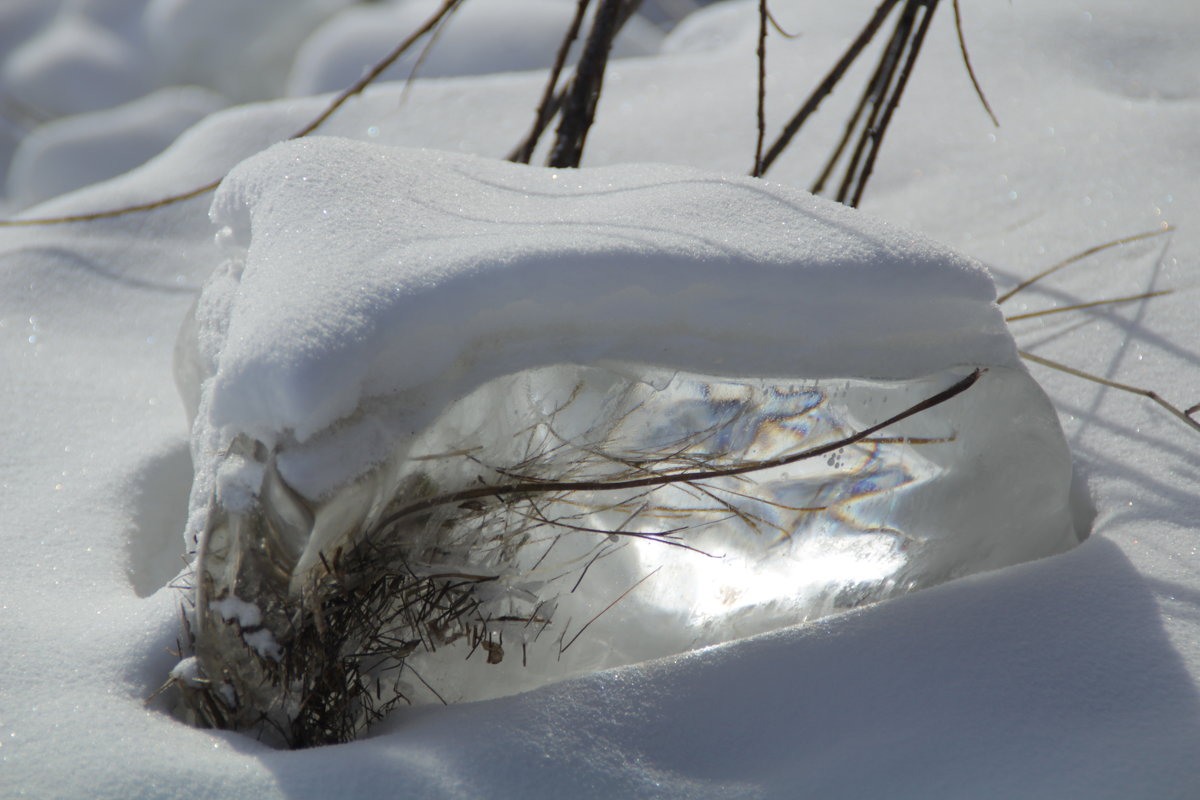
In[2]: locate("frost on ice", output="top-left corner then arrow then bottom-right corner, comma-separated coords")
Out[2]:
171,138 -> 1079,746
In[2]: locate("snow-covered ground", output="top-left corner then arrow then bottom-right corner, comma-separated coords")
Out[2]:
3,0 -> 1200,797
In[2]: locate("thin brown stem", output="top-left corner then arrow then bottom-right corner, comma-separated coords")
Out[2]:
548,0 -> 643,168
372,369 -> 982,533
753,0 -> 769,176
846,0 -> 938,208
832,0 -> 920,203
395,0 -> 465,110
1020,350 -> 1200,434
290,0 -> 463,139
0,180 -> 223,226
952,0 -> 998,127
766,6 -> 801,38
759,0 -> 902,176
509,0 -> 592,163
997,226 -> 1174,305
1004,290 -> 1174,322
559,566 -> 661,654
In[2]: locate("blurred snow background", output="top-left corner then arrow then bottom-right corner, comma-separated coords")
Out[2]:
0,0 -> 682,209
2,0 -> 1200,797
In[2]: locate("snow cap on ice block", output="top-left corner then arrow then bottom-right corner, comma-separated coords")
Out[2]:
173,138 -> 1075,747
185,138 -> 1017,478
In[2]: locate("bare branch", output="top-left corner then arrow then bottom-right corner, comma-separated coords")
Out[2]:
372,368 -> 982,532
952,0 -> 998,127
547,0 -> 644,168
394,0 -> 466,110
845,1 -> 937,207
753,0 -> 769,176
289,0 -> 463,139
766,5 -> 801,38
0,180 -> 224,227
758,0 -> 902,176
509,0 -> 592,164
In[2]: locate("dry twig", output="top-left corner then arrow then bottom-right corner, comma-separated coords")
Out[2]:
1002,226 -> 1200,433
547,0 -> 645,168
509,0 -> 593,164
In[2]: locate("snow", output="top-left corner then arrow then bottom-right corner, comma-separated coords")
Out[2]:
3,0 -> 1200,796
0,0 -> 669,214
1,4 -> 153,118
286,0 -> 663,96
196,138 -> 1011,448
142,0 -> 355,102
209,596 -> 263,629
7,86 -> 225,208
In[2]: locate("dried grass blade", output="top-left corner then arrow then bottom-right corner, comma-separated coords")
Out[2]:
1020,349 -> 1200,433
997,226 -> 1173,305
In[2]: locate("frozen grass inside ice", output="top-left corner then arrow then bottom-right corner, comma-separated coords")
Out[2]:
176,361 -> 1080,747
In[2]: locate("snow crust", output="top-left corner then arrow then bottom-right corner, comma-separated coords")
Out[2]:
3,0 -> 1200,797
